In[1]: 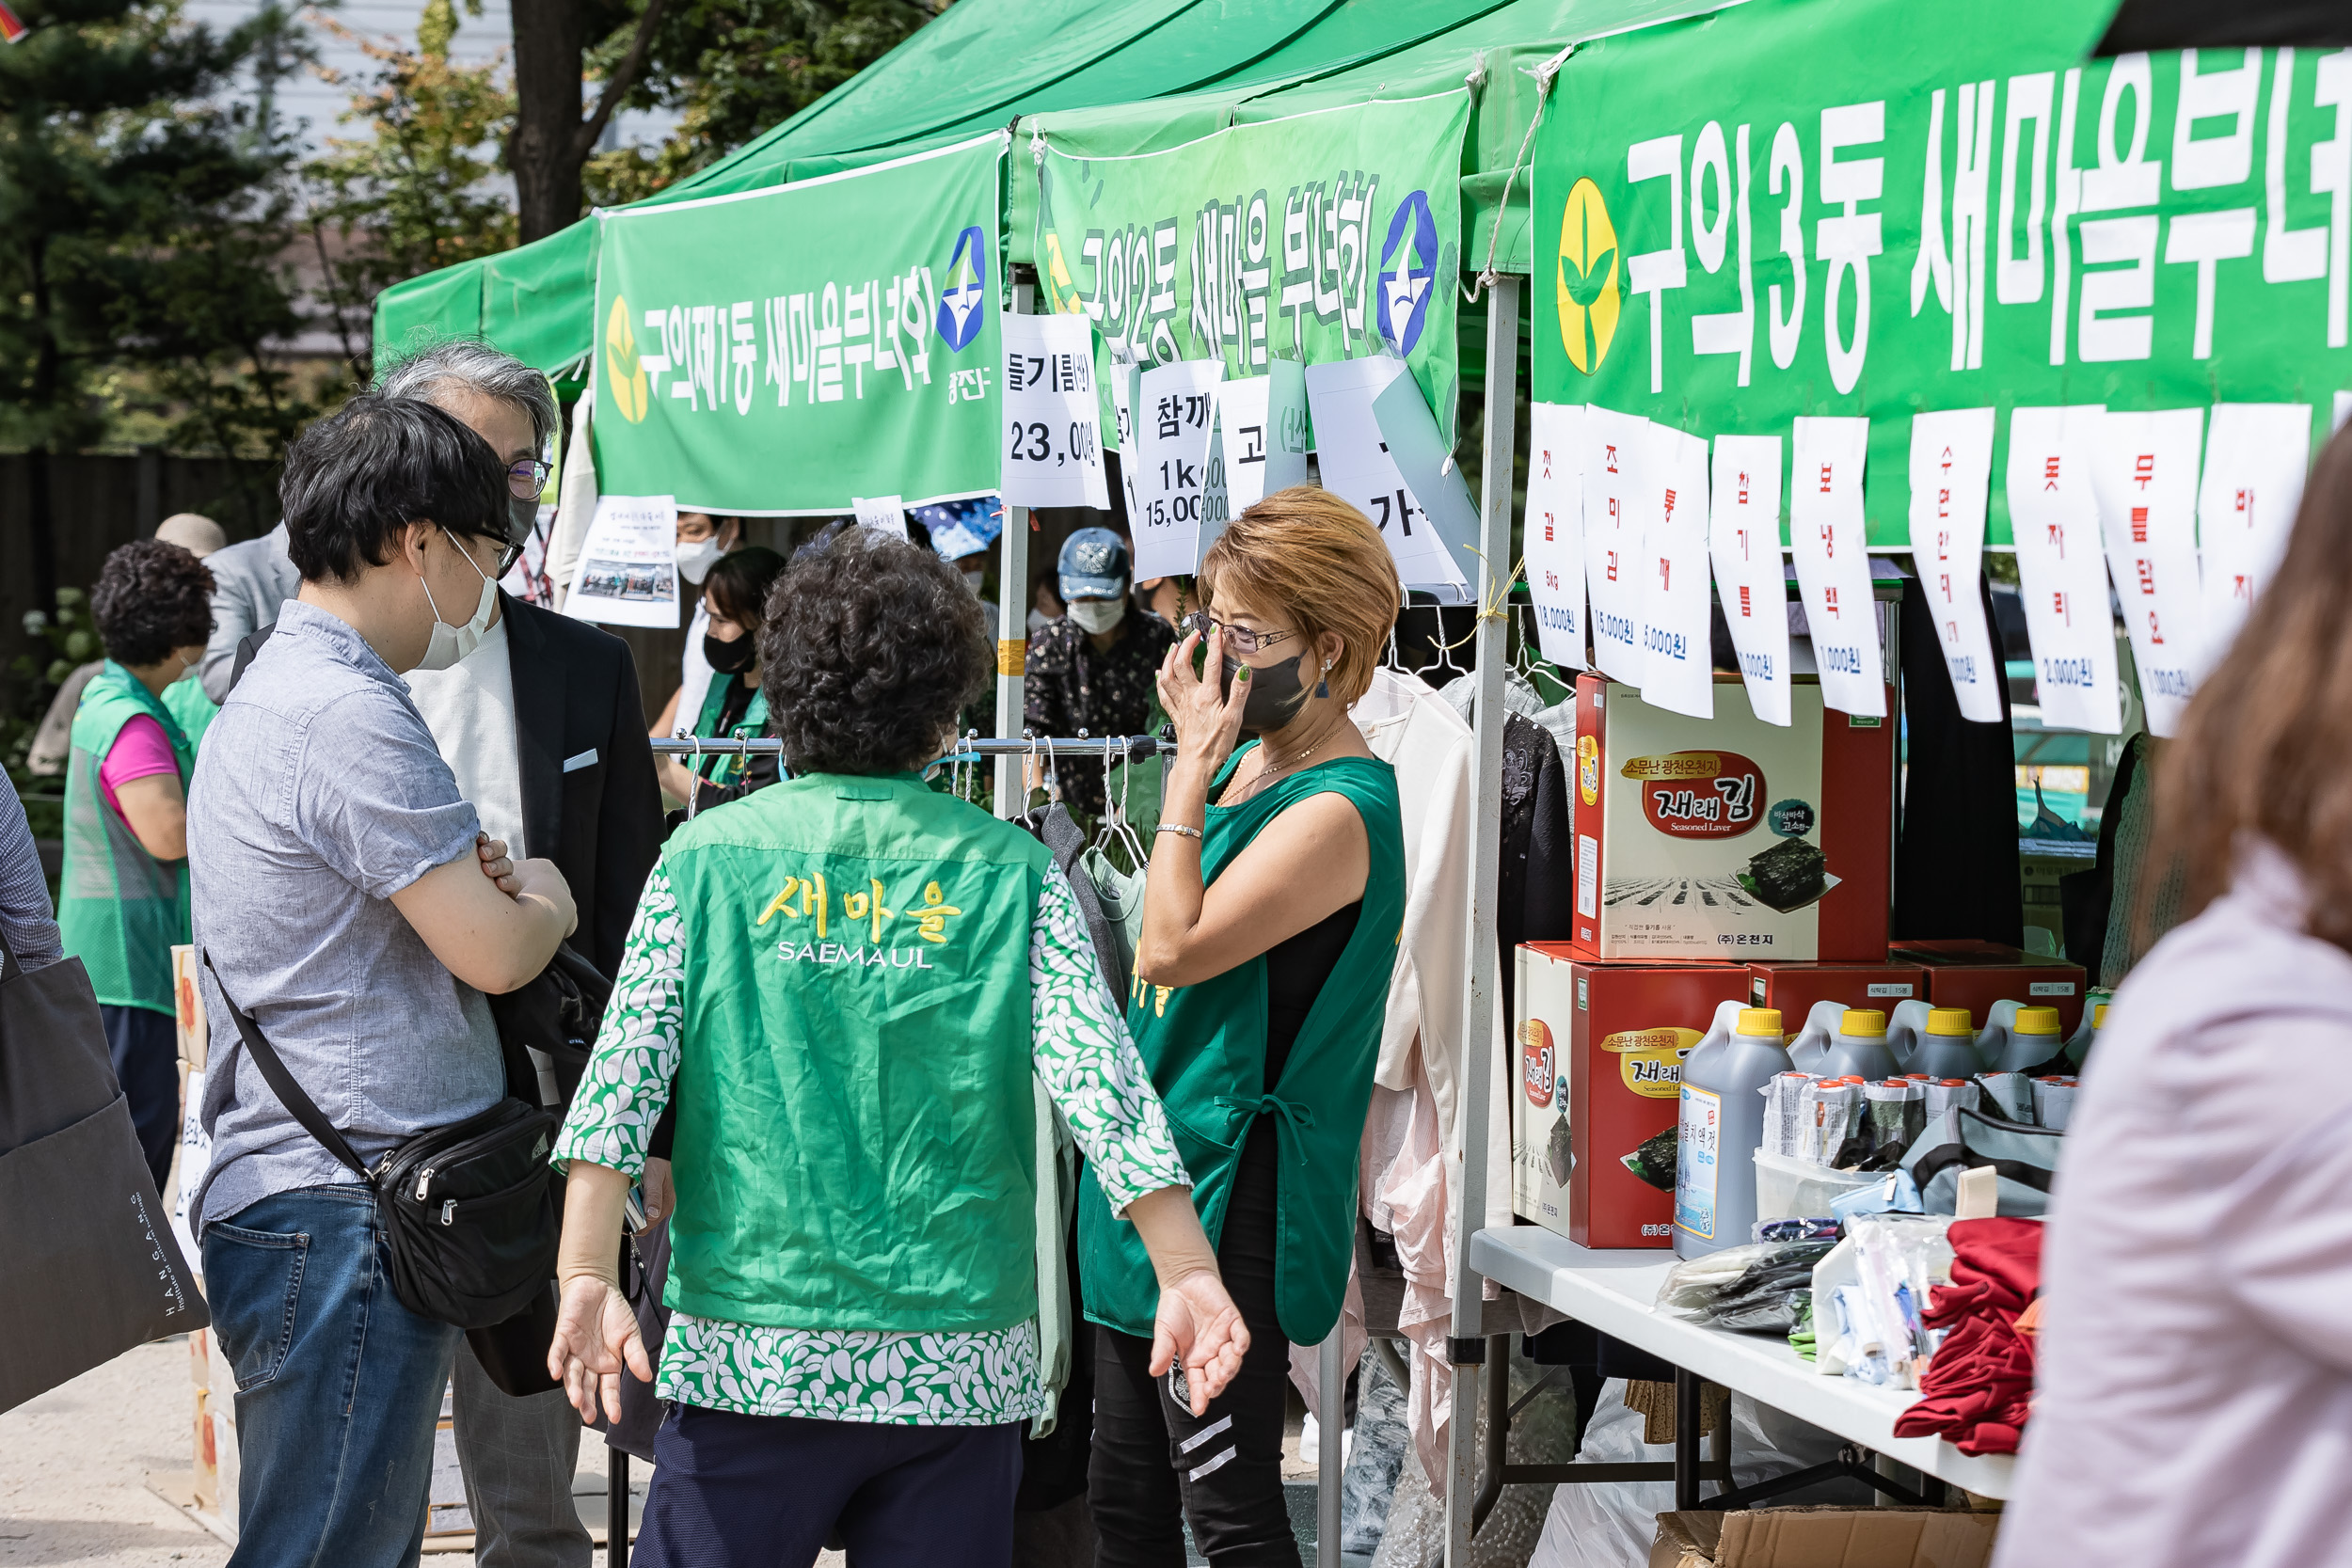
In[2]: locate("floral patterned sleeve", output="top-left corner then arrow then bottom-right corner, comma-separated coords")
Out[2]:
1031,865 -> 1188,1213
551,862 -> 684,1177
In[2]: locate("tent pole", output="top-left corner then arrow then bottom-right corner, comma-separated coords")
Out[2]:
1442,274 -> 1520,1568
997,277 -> 1035,819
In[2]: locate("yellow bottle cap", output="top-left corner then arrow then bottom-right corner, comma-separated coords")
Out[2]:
1738,1007 -> 1784,1036
2016,1006 -> 2063,1036
1926,1007 -> 1974,1036
2093,1003 -> 2108,1028
1839,1008 -> 1887,1036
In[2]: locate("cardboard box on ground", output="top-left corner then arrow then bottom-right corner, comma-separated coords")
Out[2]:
1649,1506 -> 1998,1568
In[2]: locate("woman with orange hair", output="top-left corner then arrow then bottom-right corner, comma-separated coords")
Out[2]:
1080,487 -> 1407,1566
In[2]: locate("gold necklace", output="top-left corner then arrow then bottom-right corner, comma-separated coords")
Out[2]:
1233,715 -> 1340,801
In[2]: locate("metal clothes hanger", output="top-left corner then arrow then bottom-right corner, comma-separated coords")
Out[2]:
684,735 -> 708,820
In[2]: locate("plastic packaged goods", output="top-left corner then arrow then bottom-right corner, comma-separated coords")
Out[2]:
1886,997 -> 1937,1069
1820,1007 -> 1899,1081
2033,1076 -> 2080,1131
1992,1005 -> 2068,1072
1676,1009 -> 1795,1259
1785,999 -> 1851,1073
1761,1070 -> 1813,1157
1860,1080 -> 1926,1166
1978,1070 -> 2036,1123
1817,1213 -> 1958,1387
1796,1077 -> 1858,1166
1922,1078 -> 1980,1121
1753,1149 -> 1878,1224
1656,1237 -> 1837,1332
2065,997 -> 2109,1070
1909,1006 -> 1989,1080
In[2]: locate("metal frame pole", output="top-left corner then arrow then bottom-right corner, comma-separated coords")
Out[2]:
996,277 -> 1035,819
1441,275 -> 1521,1567
1316,1325 -> 1345,1554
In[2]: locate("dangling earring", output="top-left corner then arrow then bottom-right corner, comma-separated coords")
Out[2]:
1315,658 -> 1333,700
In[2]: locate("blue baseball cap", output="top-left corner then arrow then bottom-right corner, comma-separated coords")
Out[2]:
1057,528 -> 1131,602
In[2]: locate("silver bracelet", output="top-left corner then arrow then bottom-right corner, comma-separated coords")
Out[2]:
1155,822 -> 1204,841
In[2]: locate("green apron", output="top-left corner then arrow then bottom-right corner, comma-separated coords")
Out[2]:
1078,749 -> 1405,1347
161,674 -> 217,753
57,662 -> 194,1014
689,673 -> 770,790
660,770 -> 1054,1332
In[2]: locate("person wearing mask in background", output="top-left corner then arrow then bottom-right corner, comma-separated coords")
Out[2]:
1024,529 -> 1176,817
1082,490 -> 1406,1568
192,395 -> 579,1568
1028,568 -> 1063,638
652,546 -> 787,813
649,511 -> 745,752
1132,573 -> 1187,627
57,539 -> 215,1193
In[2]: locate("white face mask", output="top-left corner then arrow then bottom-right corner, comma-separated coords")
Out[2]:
415,535 -> 497,672
961,567 -> 987,597
1068,596 -> 1125,635
675,536 -> 724,584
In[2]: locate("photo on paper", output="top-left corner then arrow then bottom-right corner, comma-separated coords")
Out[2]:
564,494 -> 680,629
575,558 -> 675,605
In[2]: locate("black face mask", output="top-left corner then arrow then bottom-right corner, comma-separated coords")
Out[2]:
704,630 -> 757,675
1221,651 -> 1312,735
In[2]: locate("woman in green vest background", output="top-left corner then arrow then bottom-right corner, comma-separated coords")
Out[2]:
1081,488 -> 1408,1568
546,526 -> 1248,1568
58,538 -> 215,1192
650,544 -> 787,811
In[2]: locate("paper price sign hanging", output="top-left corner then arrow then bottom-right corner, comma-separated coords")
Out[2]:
1304,356 -> 1471,598
2007,404 -> 2122,735
2092,408 -> 2205,738
2196,403 -> 2312,673
1709,433 -> 1790,725
852,495 -> 907,535
1906,409 -> 2002,724
1130,359 -> 1224,580
1215,360 -> 1310,515
999,312 -> 1110,510
1641,427 -> 1714,720
1525,402 -> 1589,669
1581,405 -> 1655,682
1788,417 -> 1885,717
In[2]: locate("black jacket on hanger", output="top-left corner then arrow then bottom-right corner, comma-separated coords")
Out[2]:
1498,712 -> 1575,1026
1893,576 -> 2025,946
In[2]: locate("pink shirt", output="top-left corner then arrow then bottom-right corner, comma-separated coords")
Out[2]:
99,714 -> 180,819
1997,845 -> 2352,1568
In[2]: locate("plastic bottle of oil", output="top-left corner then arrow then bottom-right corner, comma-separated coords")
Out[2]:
1909,1007 -> 1989,1080
2064,1000 -> 2107,1070
1820,1008 -> 1899,1081
1786,999 -> 1851,1074
1676,1007 -> 1793,1259
1886,999 -> 1938,1069
1993,1006 -> 2068,1072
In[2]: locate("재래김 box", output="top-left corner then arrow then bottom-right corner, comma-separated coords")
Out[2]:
1890,939 -> 2088,1035
1512,946 -> 1747,1249
1568,673 -> 1892,961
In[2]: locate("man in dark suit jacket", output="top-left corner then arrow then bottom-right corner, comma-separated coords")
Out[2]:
226,343 -> 663,1568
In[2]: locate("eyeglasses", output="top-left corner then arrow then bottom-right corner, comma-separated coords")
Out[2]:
1181,610 -> 1298,656
506,458 -> 553,499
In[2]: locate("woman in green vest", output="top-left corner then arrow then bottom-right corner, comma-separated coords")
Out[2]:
546,525 -> 1248,1568
651,544 -> 787,811
1081,488 -> 1408,1568
58,538 -> 216,1193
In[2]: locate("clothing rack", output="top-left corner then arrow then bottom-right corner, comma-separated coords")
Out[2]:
648,735 -> 1174,761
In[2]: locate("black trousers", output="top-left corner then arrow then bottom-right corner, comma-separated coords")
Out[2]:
1090,1122 -> 1299,1568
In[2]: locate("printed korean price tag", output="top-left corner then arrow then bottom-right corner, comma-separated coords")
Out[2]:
999,313 -> 1110,510
2197,403 -> 2312,673
1906,409 -> 2001,723
1130,359 -> 1224,580
1108,353 -> 1143,522
564,494 -> 680,629
1788,416 -> 1885,717
2007,404 -> 2121,735
1524,402 -> 1588,669
1304,356 -> 1470,597
2092,408 -> 2205,738
1581,404 -> 1654,683
1641,426 -> 1714,720
1214,359 -> 1310,515
1709,433 -> 1791,725
851,495 -> 907,535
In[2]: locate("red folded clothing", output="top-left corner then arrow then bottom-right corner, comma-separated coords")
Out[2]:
1891,1217 -> 2043,1456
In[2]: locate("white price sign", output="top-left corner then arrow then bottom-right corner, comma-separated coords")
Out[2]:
2196,403 -> 2312,672
851,495 -> 906,536
2007,404 -> 2121,735
564,494 -> 680,629
1130,359 -> 1223,580
2093,408 -> 2205,738
1303,356 -> 1470,596
1524,402 -> 1588,669
1581,404 -> 1654,683
1906,409 -> 2002,724
1709,433 -> 1790,725
1641,427 -> 1714,720
999,313 -> 1109,510
1214,359 -> 1310,515
1788,416 -> 1885,718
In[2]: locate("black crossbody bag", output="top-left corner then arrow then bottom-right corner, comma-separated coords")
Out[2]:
203,954 -> 562,1331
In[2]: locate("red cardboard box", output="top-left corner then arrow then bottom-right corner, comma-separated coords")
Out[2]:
1567,673 -> 1893,961
1888,940 -> 2088,1034
1745,959 -> 1928,1022
1513,945 -> 1748,1249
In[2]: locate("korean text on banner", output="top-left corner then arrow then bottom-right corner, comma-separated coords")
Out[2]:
1037,91 -> 1473,444
1642,427 -> 1714,719
1526,402 -> 1589,668
1710,433 -> 1790,724
593,133 -> 1007,515
1788,417 -> 1884,716
1000,312 -> 1109,510
1131,359 -> 1222,578
1216,358 -> 1310,515
2008,404 -> 2122,734
2197,403 -> 2312,671
565,495 -> 680,629
1303,356 -> 1470,597
1907,408 -> 2003,723
1529,0 -> 2352,547
1582,405 -> 1653,682
2092,408 -> 2204,737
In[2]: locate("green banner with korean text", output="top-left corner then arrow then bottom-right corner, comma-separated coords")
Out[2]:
1532,0 -> 2352,545
1034,92 -> 1473,442
593,133 -> 1008,515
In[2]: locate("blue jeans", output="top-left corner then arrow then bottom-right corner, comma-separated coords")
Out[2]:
202,1184 -> 460,1568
